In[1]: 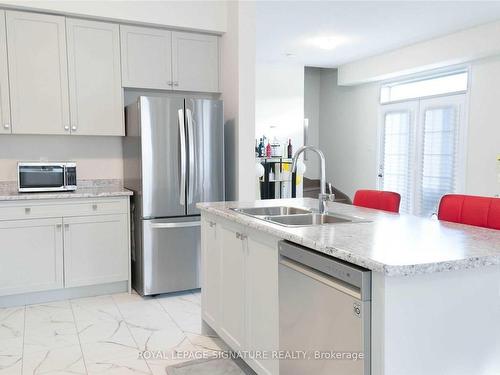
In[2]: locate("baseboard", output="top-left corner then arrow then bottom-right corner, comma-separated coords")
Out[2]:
0,281 -> 128,308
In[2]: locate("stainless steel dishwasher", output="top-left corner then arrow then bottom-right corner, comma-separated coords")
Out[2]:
279,240 -> 371,375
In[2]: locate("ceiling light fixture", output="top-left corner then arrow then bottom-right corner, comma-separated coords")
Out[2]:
306,35 -> 350,50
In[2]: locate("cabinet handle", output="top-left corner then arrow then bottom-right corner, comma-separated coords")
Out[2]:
173,81 -> 179,87
92,204 -> 98,210
209,221 -> 216,228
3,124 -> 9,129
235,232 -> 240,239
64,125 -> 70,131
64,224 -> 69,230
24,207 -> 31,214
71,126 -> 77,131
56,224 -> 62,229
167,81 -> 173,86
239,234 -> 247,241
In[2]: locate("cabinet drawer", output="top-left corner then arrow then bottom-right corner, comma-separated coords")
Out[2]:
0,198 -> 128,220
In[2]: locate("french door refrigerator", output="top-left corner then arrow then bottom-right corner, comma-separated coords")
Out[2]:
124,96 -> 224,296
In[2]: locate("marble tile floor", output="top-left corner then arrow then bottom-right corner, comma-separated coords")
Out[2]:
0,290 -> 236,375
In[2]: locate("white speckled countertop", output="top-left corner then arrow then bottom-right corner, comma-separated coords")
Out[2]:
197,198 -> 500,277
0,180 -> 133,201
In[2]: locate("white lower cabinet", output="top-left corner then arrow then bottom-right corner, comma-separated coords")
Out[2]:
63,214 -> 128,288
201,218 -> 220,329
245,234 -> 279,375
202,216 -> 279,375
0,218 -> 63,296
0,198 -> 130,299
219,222 -> 246,351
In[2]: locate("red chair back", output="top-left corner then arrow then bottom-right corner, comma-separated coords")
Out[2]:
437,194 -> 500,230
353,189 -> 401,213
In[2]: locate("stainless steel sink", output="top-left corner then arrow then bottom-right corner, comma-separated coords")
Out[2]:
265,213 -> 364,227
231,206 -> 311,217
231,205 -> 368,227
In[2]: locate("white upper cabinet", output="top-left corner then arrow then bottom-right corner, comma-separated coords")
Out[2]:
6,11 -> 70,135
0,11 -> 11,134
120,26 -> 220,92
120,25 -> 172,90
172,31 -> 219,92
66,18 -> 123,136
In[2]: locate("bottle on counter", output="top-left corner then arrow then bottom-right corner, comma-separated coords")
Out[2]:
258,138 -> 264,157
266,141 -> 272,158
255,139 -> 259,157
287,139 -> 293,158
271,136 -> 281,157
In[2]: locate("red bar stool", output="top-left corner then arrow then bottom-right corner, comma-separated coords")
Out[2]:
437,194 -> 500,230
353,189 -> 401,213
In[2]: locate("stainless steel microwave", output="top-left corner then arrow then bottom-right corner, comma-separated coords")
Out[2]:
18,162 -> 77,192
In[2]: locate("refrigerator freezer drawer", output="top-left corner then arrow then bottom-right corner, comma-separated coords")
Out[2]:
140,217 -> 200,295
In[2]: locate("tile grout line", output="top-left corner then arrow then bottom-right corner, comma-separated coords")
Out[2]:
69,299 -> 89,375
110,293 -> 154,375
150,294 -> 198,372
154,293 -> 202,351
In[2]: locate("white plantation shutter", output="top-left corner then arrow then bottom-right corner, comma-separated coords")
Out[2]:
380,107 -> 415,213
416,96 -> 464,216
379,94 -> 465,216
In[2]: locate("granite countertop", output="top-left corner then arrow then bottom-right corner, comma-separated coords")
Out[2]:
197,198 -> 500,277
0,180 -> 133,201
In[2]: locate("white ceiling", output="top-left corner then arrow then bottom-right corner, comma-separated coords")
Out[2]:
256,1 -> 500,67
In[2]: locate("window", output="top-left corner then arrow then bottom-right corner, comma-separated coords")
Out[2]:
379,71 -> 467,216
380,70 -> 468,104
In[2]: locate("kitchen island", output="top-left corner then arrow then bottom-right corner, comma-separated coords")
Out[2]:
198,198 -> 500,375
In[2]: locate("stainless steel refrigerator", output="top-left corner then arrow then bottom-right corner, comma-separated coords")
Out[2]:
123,96 -> 224,296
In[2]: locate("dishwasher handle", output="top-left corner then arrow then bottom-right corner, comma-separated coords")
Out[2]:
280,256 -> 362,300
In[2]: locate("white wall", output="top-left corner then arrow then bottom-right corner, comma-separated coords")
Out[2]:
254,62 -> 305,197
318,57 -> 500,200
338,19 -> 500,85
466,56 -> 500,196
255,62 -> 304,156
318,69 -> 379,199
0,135 -> 123,181
303,67 -> 321,179
221,0 -> 256,201
0,0 -> 227,33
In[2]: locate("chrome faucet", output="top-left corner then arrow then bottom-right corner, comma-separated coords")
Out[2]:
291,145 -> 335,214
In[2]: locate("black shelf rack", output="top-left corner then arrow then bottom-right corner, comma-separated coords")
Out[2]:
257,156 -> 296,199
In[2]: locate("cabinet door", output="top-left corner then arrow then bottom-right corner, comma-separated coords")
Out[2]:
66,18 -> 123,136
0,11 -> 11,134
120,25 -> 172,89
201,218 -> 220,329
63,214 -> 128,288
172,31 -> 219,92
0,218 -> 63,296
246,234 -> 280,375
219,224 -> 246,351
6,11 -> 70,135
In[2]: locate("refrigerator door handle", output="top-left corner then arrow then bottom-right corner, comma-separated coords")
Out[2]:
178,109 -> 186,206
151,221 -> 201,229
186,108 -> 195,204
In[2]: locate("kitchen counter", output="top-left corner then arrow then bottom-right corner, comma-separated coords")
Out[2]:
197,198 -> 500,276
0,179 -> 133,201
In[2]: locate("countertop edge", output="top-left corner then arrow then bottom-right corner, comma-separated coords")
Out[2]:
198,205 -> 500,277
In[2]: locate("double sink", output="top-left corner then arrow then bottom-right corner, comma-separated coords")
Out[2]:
231,206 -> 367,227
